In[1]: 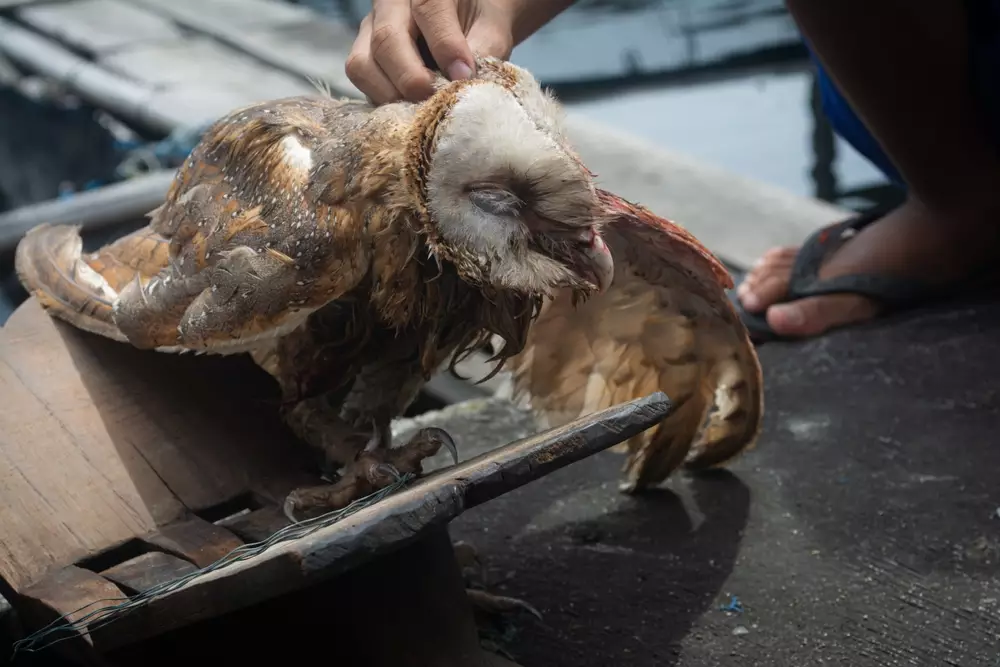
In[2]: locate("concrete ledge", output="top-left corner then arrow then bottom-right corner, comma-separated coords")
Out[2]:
563,114 -> 846,269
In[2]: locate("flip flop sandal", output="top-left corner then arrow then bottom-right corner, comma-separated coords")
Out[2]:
729,204 -> 944,343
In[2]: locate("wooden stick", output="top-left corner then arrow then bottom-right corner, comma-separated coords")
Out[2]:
0,170 -> 174,251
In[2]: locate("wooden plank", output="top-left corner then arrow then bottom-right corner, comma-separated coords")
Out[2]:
0,17 -> 163,131
0,0 -> 61,8
127,0 -> 315,30
0,15 -> 87,80
0,319 -> 182,591
99,37 -> 314,95
216,506 -> 290,543
139,80 -> 307,130
125,0 -> 359,96
0,297 -> 321,591
18,0 -> 183,55
143,518 -> 244,568
16,565 -> 127,662
54,393 -> 671,651
227,20 -> 359,97
100,552 -> 197,594
10,301 -> 317,508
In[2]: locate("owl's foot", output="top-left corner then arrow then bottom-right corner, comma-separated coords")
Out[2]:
283,427 -> 459,522
466,589 -> 542,622
453,540 -> 542,625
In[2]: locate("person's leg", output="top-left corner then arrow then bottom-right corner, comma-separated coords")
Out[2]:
738,0 -> 1000,339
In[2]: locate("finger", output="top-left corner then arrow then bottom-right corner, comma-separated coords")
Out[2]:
411,0 -> 476,81
345,14 -> 402,104
370,0 -> 436,101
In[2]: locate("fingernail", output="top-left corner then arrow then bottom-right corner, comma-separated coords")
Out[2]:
772,304 -> 804,327
741,291 -> 760,311
447,60 -> 473,81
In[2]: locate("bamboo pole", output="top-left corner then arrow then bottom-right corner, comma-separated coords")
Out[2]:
0,17 -> 174,134
0,170 -> 174,252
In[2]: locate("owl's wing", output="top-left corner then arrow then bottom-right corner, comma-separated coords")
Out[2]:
15,97 -> 375,354
506,189 -> 763,491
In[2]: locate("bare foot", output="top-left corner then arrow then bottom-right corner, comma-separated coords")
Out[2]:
737,196 -> 1000,339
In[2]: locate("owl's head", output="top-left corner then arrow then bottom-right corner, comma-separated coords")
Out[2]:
407,57 -> 613,298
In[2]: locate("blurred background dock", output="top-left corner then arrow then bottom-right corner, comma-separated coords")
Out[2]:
0,0 -> 882,405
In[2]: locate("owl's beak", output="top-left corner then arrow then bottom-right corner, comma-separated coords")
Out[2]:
584,229 -> 615,293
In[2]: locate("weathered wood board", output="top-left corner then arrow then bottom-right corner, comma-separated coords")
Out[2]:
99,36 -> 315,96
128,0 -> 315,30
0,296 -> 669,660
0,0 -> 55,8
126,0 -> 360,96
0,298 -> 316,592
17,0 -> 183,55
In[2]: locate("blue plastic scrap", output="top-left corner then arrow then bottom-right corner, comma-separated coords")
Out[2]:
720,595 -> 744,614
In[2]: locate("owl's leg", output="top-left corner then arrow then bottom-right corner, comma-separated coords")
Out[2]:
453,540 -> 542,648
281,358 -> 459,522
282,426 -> 458,522
283,394 -> 376,474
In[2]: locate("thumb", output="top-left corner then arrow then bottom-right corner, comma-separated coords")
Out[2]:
411,0 -> 476,81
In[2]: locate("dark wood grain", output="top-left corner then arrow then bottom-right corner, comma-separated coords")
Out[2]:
73,393 -> 671,652
16,565 -> 126,665
0,298 -> 314,592
142,517 -> 244,568
101,553 -> 198,594
216,506 -> 292,543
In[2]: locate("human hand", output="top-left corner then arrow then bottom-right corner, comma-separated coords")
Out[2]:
346,0 -> 519,104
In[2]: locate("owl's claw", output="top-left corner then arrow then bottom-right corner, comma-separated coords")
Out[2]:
466,589 -> 543,621
426,427 -> 459,466
370,462 -> 402,483
281,427 -> 459,522
457,540 -> 542,658
283,495 -> 301,524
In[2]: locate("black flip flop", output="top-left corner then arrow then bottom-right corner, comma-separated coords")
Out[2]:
729,204 -> 943,343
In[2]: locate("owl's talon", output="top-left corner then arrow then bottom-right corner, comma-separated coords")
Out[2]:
283,495 -> 301,524
435,428 -> 460,466
370,462 -> 402,483
405,427 -> 458,465
466,589 -> 543,622
362,419 -> 392,453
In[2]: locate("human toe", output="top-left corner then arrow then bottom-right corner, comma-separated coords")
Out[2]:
766,294 -> 880,338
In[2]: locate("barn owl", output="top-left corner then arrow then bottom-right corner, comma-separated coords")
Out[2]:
15,57 -> 762,540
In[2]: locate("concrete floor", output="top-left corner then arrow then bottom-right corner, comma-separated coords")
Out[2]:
404,291 -> 1000,667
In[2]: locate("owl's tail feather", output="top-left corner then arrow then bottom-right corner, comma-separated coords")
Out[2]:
14,223 -> 169,343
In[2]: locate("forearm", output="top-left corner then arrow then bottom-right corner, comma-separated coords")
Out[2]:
508,0 -> 578,47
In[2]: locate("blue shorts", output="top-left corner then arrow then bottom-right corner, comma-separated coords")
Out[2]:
809,0 -> 1000,190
